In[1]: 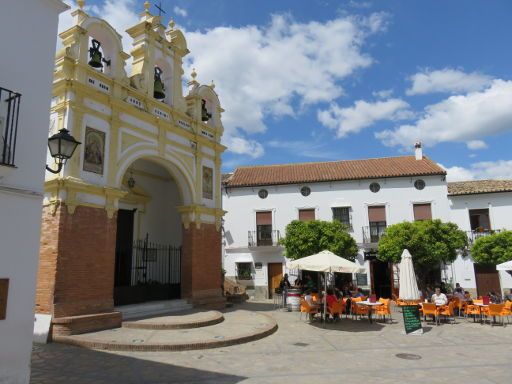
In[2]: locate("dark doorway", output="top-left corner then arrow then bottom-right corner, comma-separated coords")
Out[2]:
114,209 -> 135,288
474,264 -> 501,297
371,260 -> 391,299
267,263 -> 283,299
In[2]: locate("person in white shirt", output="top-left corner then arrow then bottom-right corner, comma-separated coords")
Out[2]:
431,287 -> 448,305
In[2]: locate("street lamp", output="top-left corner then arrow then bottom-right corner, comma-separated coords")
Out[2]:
46,128 -> 81,174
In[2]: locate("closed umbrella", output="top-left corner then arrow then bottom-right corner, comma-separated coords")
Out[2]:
288,250 -> 364,322
398,249 -> 420,301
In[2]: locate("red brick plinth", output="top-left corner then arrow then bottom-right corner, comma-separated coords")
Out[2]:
36,203 -> 121,335
181,223 -> 226,309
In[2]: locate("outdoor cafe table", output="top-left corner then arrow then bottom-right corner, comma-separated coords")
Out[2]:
356,301 -> 383,324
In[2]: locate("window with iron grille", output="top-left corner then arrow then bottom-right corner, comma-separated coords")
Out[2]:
0,86 -> 21,166
332,207 -> 352,229
236,262 -> 253,280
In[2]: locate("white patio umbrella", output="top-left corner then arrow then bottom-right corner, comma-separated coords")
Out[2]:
288,250 -> 364,321
398,249 -> 420,301
496,260 -> 512,271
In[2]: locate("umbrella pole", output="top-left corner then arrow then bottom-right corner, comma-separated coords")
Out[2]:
324,272 -> 327,326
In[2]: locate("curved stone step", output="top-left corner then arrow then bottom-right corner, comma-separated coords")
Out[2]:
53,310 -> 277,352
123,310 -> 224,330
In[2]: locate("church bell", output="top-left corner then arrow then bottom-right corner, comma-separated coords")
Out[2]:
88,39 -> 104,68
153,67 -> 166,100
201,99 -> 212,122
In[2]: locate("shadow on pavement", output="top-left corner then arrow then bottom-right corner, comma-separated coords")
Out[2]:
307,317 -> 386,332
225,301 -> 275,312
31,343 -> 246,384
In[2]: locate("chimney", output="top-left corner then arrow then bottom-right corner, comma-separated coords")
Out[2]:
414,141 -> 423,160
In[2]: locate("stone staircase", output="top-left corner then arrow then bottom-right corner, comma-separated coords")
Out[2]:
116,300 -> 193,321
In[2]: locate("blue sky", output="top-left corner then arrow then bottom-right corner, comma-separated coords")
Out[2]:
60,1 -> 512,180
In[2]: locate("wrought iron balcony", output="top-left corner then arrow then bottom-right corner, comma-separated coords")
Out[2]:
467,229 -> 501,244
248,229 -> 280,247
0,86 -> 21,167
362,225 -> 387,244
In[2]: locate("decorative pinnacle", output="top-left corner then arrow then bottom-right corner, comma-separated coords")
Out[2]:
168,19 -> 175,30
77,0 -> 85,9
144,1 -> 151,12
210,80 -> 215,89
191,68 -> 197,80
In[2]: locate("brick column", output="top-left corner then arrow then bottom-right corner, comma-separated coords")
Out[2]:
36,203 -> 121,335
181,223 -> 225,308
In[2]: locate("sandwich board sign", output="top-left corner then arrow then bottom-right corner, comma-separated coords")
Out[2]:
402,305 -> 423,335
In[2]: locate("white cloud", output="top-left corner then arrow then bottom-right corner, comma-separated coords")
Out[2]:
406,68 -> 492,96
224,137 -> 264,159
317,98 -> 411,137
267,139 -> 340,159
59,0 -> 138,55
372,89 -> 393,99
466,140 -> 488,150
186,13 -> 388,156
443,160 -> 512,182
173,6 -> 187,18
377,79 -> 512,148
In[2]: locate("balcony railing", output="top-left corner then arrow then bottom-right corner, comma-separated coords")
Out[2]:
248,229 -> 280,247
467,229 -> 501,244
0,87 -> 22,167
362,225 -> 387,244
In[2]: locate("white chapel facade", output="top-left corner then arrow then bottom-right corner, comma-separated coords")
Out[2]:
35,1 -> 226,336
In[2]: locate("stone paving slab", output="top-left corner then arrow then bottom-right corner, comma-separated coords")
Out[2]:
53,310 -> 277,351
123,310 -> 224,330
31,301 -> 512,383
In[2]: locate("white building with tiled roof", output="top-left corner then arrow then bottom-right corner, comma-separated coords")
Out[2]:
222,143 -> 512,299
222,144 -> 454,299
448,180 -> 512,296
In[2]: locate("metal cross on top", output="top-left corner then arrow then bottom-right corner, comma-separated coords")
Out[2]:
155,1 -> 166,17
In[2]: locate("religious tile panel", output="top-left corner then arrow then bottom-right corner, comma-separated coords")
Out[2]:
83,127 -> 105,174
202,166 -> 213,200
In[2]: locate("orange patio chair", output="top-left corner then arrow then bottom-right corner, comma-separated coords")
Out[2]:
421,303 -> 438,324
328,300 -> 344,321
300,298 -> 319,322
375,298 -> 392,323
465,304 -> 481,322
437,301 -> 455,325
351,297 -> 368,319
501,301 -> 512,324
487,304 -> 506,326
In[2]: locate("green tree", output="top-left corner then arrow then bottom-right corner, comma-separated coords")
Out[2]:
280,220 -> 358,261
471,230 -> 512,265
377,219 -> 467,287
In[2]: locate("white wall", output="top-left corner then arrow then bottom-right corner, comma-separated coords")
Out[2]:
0,1 -> 68,383
222,174 -> 449,296
449,192 -> 512,292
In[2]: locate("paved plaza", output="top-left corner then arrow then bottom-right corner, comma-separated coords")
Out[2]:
31,300 -> 511,384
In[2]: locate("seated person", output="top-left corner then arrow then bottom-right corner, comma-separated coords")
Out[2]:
431,287 -> 448,306
304,289 -> 317,307
488,291 -> 501,304
352,287 -> 365,298
504,289 -> 512,302
453,287 -> 465,301
464,291 -> 473,304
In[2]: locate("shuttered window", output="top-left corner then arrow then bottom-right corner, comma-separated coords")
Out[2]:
368,206 -> 386,223
256,211 -> 272,225
413,203 -> 432,221
298,209 -> 315,222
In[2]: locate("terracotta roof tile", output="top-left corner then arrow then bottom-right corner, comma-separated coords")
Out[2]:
225,156 -> 446,187
448,180 -> 512,196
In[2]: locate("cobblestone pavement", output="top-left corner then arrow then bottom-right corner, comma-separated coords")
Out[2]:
31,301 -> 511,383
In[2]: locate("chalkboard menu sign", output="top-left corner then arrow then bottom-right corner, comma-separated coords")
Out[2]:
402,305 -> 422,334
356,273 -> 368,286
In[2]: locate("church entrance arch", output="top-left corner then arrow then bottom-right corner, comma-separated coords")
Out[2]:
114,157 -> 187,306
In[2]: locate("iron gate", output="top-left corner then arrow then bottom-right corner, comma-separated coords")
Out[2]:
114,234 -> 181,306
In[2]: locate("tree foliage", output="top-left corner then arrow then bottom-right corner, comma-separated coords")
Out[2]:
377,220 -> 467,285
471,230 -> 512,265
280,220 -> 358,261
